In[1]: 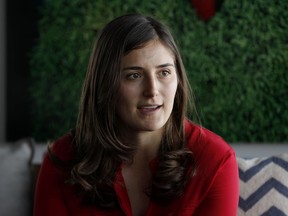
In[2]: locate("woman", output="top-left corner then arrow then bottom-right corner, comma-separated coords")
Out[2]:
34,14 -> 239,216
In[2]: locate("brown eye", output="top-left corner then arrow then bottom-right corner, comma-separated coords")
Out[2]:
159,70 -> 171,77
127,73 -> 142,80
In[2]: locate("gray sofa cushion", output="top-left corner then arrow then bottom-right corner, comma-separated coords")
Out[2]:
0,140 -> 33,216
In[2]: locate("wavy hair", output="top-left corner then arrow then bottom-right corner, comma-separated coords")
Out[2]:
69,14 -> 196,208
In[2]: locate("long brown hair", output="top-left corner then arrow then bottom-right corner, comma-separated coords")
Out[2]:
71,14 -> 196,208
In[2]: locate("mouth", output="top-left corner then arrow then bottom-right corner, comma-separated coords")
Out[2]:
138,104 -> 162,112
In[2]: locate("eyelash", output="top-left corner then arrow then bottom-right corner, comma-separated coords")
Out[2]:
160,70 -> 171,77
126,73 -> 142,80
125,69 -> 172,80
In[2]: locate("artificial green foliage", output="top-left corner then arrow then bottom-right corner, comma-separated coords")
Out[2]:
30,0 -> 288,142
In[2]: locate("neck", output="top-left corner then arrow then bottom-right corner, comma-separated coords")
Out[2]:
120,129 -> 163,164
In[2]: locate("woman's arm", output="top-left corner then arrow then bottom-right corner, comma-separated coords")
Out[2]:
34,153 -> 70,216
194,152 -> 239,216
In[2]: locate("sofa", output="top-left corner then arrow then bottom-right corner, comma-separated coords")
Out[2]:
0,140 -> 287,216
0,139 -> 34,216
232,144 -> 288,215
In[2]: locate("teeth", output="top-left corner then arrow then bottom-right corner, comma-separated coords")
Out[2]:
142,105 -> 158,109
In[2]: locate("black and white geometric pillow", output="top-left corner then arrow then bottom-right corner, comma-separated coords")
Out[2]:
237,154 -> 288,216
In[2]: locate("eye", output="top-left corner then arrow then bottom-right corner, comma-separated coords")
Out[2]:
159,70 -> 171,77
126,73 -> 142,80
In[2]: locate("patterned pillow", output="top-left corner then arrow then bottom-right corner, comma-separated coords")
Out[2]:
237,154 -> 288,216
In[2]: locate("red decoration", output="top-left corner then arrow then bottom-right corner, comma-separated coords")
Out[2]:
191,0 -> 216,21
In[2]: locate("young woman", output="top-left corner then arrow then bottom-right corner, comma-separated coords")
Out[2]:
34,14 -> 239,216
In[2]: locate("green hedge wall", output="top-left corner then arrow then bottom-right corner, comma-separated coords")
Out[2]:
30,0 -> 288,142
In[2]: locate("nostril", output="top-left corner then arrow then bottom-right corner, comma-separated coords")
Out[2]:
143,88 -> 159,97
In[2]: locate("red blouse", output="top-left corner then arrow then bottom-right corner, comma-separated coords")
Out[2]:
34,120 -> 239,215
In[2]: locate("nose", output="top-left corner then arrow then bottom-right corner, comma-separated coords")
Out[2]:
143,75 -> 159,98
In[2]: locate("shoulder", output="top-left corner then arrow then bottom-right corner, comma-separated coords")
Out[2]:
180,120 -> 238,210
184,119 -> 235,169
49,133 -> 75,161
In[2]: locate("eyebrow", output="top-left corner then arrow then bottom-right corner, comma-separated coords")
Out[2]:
122,63 -> 175,71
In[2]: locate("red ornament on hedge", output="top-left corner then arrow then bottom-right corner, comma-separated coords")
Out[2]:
191,0 -> 224,21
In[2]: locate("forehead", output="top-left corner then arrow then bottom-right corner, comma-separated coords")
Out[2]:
122,40 -> 175,67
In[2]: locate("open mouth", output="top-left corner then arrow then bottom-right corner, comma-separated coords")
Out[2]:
138,105 -> 162,112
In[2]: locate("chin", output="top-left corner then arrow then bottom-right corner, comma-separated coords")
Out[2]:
140,123 -> 165,132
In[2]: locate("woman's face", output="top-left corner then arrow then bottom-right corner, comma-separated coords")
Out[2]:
116,40 -> 178,133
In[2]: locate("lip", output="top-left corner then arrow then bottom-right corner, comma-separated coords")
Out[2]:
137,104 -> 162,113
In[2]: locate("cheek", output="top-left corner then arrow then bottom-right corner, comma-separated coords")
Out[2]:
117,85 -> 137,107
167,85 -> 179,112
167,82 -> 178,100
